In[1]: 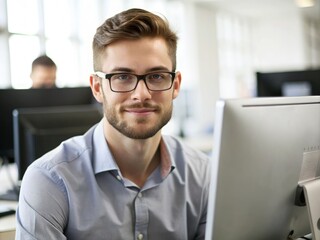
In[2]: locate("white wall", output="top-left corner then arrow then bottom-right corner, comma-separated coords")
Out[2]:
176,2 -> 320,137
193,4 -> 220,130
174,2 -> 220,135
252,13 -> 309,72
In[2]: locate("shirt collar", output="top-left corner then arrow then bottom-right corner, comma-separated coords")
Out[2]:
92,120 -> 119,174
92,120 -> 175,177
159,137 -> 176,178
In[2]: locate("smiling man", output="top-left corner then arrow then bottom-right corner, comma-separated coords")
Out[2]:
16,8 -> 211,240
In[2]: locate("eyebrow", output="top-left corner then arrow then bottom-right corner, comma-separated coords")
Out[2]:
109,66 -> 171,73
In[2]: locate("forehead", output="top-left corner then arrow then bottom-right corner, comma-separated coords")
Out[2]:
100,37 -> 172,72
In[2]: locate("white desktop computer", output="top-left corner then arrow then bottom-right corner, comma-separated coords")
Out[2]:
206,96 -> 320,239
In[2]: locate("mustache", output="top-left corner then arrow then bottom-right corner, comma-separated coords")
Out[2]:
120,102 -> 160,111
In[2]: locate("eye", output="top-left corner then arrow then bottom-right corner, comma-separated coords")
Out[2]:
148,73 -> 166,81
113,74 -> 134,81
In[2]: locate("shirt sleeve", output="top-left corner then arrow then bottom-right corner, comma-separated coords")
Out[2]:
15,164 -> 68,240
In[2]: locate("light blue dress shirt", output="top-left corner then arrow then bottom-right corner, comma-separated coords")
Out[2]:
15,120 -> 211,240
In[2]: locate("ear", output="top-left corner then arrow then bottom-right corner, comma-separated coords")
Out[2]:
90,75 -> 104,103
172,71 -> 182,99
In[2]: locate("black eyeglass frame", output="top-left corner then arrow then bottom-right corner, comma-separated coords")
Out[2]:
95,71 -> 176,93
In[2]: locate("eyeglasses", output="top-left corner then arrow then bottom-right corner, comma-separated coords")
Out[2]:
95,71 -> 176,93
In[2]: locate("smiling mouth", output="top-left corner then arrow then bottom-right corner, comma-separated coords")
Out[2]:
122,103 -> 159,114
125,108 -> 157,115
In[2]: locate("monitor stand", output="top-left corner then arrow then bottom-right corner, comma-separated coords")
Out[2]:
303,178 -> 320,240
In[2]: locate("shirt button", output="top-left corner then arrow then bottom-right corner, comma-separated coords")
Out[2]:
137,233 -> 144,240
116,175 -> 122,181
138,192 -> 142,198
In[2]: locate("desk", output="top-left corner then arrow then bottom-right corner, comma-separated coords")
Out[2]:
0,200 -> 16,235
0,163 -> 18,240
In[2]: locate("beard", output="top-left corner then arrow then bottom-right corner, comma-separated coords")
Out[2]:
103,101 -> 172,139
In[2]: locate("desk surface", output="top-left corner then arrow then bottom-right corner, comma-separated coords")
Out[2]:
0,163 -> 18,234
0,201 -> 16,231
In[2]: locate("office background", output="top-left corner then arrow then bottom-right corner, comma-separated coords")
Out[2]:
0,0 -> 319,139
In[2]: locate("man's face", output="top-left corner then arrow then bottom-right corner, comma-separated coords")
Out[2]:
91,37 -> 181,139
31,66 -> 56,88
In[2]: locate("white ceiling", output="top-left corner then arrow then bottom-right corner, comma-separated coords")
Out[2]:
191,0 -> 320,20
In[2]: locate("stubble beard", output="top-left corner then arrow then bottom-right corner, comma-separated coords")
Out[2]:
104,102 -> 172,139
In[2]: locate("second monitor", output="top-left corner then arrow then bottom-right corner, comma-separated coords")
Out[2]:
0,87 -> 96,160
13,105 -> 103,181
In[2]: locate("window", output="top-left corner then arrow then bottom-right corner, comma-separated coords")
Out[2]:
0,0 -> 204,137
0,0 -> 103,89
0,0 -> 183,90
216,12 -> 255,98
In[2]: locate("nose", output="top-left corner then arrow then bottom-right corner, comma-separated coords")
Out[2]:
131,78 -> 151,101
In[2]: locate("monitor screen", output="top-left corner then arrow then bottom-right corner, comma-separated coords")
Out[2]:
206,96 -> 320,239
256,69 -> 320,97
0,87 -> 97,159
13,105 -> 103,181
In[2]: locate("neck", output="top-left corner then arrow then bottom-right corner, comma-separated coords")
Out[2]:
103,119 -> 162,188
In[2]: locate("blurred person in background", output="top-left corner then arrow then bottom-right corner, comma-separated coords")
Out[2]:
30,55 -> 57,88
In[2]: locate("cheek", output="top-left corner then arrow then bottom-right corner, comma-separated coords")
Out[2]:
99,82 -> 114,102
156,92 -> 175,109
101,88 -> 127,107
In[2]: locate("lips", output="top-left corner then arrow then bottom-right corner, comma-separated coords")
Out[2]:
122,103 -> 159,116
122,103 -> 159,113
124,108 -> 157,118
126,108 -> 155,113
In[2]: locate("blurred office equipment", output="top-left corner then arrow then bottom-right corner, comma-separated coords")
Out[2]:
256,69 -> 320,97
13,105 -> 102,181
0,87 -> 100,200
0,87 -> 96,161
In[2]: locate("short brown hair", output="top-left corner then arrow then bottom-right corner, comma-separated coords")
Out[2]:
92,8 -> 178,71
32,55 -> 56,71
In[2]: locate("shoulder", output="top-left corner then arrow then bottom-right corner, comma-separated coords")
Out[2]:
163,135 -> 210,163
162,135 -> 211,178
162,135 -> 212,210
26,124 -> 97,180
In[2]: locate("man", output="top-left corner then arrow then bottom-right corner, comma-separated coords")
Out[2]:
16,8 -> 211,240
30,55 -> 57,88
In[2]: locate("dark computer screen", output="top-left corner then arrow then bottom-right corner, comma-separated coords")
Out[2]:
256,69 -> 320,97
13,105 -> 103,181
0,87 -> 97,160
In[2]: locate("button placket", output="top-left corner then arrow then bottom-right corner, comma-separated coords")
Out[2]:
137,233 -> 144,240
134,191 -> 148,240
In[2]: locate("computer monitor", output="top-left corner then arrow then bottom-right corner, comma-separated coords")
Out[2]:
13,105 -> 103,181
206,96 -> 320,239
256,69 -> 320,97
0,87 -> 97,160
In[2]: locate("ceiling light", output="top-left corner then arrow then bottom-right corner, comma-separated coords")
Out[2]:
295,0 -> 315,7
